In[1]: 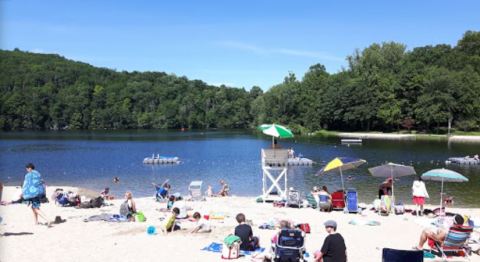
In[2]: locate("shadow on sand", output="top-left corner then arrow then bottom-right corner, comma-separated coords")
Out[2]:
1,232 -> 34,237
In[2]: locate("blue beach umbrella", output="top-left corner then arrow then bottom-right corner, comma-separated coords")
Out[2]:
421,168 -> 468,211
316,157 -> 366,192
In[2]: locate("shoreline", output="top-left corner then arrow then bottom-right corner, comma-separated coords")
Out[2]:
334,132 -> 480,143
1,186 -> 480,262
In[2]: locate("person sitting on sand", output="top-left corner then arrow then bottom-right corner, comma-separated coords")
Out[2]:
234,213 -> 260,251
119,191 -> 136,222
314,220 -> 347,262
318,186 -> 332,212
378,178 -> 393,199
218,180 -> 230,197
190,212 -> 211,233
414,214 -> 464,250
100,187 -> 114,200
153,181 -> 170,201
167,195 -> 176,210
165,207 -> 180,232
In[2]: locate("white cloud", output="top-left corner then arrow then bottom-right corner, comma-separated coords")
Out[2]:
217,41 -> 344,62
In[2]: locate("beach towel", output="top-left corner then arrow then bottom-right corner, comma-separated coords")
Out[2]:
201,242 -> 265,255
22,170 -> 45,200
83,214 -> 128,223
348,219 -> 381,226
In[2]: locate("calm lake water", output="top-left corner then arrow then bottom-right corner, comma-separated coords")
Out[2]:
0,130 -> 479,207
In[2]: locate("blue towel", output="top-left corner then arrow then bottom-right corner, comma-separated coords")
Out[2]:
201,242 -> 222,252
201,242 -> 264,255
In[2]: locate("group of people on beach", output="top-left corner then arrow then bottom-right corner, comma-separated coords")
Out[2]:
5,162 -> 477,261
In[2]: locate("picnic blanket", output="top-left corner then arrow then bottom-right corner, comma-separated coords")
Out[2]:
201,242 -> 265,255
83,213 -> 128,222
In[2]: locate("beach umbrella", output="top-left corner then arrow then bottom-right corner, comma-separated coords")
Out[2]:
421,168 -> 468,212
316,157 -> 366,192
368,163 -> 416,204
258,124 -> 294,147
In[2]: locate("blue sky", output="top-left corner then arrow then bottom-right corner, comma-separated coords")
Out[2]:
1,1 -> 479,90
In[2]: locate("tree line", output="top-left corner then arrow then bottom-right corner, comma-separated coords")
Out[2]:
1,31 -> 479,133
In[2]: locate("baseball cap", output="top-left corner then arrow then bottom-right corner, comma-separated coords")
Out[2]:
324,220 -> 337,229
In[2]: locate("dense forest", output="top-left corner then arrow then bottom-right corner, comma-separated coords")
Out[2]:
1,31 -> 479,133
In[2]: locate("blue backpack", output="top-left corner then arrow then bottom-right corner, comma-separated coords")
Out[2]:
22,170 -> 45,200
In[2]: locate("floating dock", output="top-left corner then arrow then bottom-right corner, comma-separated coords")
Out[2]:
143,155 -> 180,164
287,157 -> 315,166
445,157 -> 480,166
341,138 -> 363,144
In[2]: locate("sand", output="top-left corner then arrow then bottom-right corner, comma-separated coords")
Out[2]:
1,186 -> 479,262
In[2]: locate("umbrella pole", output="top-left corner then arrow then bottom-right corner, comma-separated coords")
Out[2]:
340,168 -> 345,193
390,167 -> 395,209
272,136 -> 274,149
440,178 -> 444,216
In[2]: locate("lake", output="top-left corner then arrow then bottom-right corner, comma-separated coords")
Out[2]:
0,130 -> 479,207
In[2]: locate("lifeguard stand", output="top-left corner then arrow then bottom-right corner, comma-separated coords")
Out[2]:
261,149 -> 289,202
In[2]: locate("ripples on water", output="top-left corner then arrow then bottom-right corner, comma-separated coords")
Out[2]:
0,130 -> 479,207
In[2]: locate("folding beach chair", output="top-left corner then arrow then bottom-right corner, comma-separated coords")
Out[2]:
273,229 -> 306,262
428,225 -> 473,260
382,248 -> 423,262
287,189 -> 301,208
305,192 -> 317,209
188,181 -> 203,201
331,190 -> 345,210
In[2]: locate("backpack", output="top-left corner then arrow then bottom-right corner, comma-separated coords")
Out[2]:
119,201 -> 130,216
222,235 -> 241,260
296,223 -> 311,234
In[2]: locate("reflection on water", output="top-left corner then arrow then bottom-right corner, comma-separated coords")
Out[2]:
0,130 -> 479,207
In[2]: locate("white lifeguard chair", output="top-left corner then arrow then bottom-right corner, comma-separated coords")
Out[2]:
261,149 -> 289,202
189,180 -> 203,201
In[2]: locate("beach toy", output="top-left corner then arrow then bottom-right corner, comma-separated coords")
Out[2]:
136,212 -> 146,222
147,225 -> 156,235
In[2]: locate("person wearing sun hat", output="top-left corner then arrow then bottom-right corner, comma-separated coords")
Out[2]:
314,220 -> 347,262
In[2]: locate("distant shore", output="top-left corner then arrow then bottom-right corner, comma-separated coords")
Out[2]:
315,131 -> 480,143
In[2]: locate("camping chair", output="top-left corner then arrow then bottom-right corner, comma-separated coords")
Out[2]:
287,189 -> 301,208
273,229 -> 306,262
382,248 -> 423,262
346,188 -> 358,213
305,192 -> 317,209
331,190 -> 345,210
188,181 -> 203,201
428,225 -> 473,260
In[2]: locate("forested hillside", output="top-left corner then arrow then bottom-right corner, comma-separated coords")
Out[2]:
1,31 -> 479,133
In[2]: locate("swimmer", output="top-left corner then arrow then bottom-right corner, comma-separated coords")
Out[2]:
113,177 -> 120,183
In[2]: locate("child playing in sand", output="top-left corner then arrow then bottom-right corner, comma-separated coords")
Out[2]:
164,207 -> 180,232
206,185 -> 213,197
190,212 -> 211,233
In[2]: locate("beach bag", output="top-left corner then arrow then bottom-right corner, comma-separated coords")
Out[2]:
394,204 -> 405,215
22,170 -> 45,200
57,193 -> 70,206
136,211 -> 146,222
297,223 -> 311,234
222,235 -> 241,260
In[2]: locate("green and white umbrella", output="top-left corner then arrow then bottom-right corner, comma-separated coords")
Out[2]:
258,124 -> 294,147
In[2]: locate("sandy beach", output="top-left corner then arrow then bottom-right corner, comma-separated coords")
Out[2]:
1,186 -> 479,262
